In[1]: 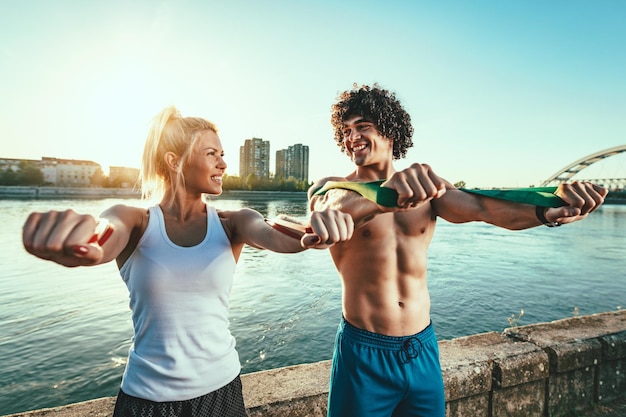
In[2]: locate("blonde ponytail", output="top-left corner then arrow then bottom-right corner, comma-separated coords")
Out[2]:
140,106 -> 218,202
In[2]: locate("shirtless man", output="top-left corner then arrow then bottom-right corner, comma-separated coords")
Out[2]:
308,84 -> 607,417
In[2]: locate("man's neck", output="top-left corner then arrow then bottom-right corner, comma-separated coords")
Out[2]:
350,164 -> 396,182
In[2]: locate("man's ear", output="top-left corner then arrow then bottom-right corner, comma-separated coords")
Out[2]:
164,152 -> 180,171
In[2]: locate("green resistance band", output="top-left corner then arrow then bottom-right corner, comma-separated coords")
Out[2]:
313,180 -> 567,208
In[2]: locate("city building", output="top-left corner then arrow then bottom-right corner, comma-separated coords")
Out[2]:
0,157 -> 141,188
40,157 -> 101,186
109,166 -> 140,188
275,144 -> 309,183
239,137 -> 270,180
0,157 -> 102,186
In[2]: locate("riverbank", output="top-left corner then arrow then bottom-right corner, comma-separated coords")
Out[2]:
0,186 -> 307,200
605,191 -> 626,204
4,310 -> 625,417
1,185 -> 623,203
0,186 -> 141,199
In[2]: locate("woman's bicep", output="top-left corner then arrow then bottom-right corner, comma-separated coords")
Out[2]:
230,209 -> 304,253
99,205 -> 144,263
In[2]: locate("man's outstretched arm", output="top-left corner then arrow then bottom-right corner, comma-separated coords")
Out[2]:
432,181 -> 607,230
309,164 -> 607,230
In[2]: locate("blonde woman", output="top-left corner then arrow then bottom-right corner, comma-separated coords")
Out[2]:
22,106 -> 354,417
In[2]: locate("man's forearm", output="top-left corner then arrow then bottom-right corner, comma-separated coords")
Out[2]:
310,188 -> 383,227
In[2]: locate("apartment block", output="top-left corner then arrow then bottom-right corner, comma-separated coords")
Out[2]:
239,137 -> 270,179
275,144 -> 309,183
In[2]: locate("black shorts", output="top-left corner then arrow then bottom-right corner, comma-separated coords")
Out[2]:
112,375 -> 247,417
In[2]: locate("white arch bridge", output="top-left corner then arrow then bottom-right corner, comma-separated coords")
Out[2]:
541,144 -> 626,192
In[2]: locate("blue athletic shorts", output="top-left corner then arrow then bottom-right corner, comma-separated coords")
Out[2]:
327,318 -> 445,417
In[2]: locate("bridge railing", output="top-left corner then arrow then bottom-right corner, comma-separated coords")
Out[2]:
543,178 -> 625,192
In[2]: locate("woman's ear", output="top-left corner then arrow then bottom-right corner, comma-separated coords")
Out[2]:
164,152 -> 180,172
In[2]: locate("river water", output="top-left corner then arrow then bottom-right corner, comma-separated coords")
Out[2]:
0,195 -> 624,414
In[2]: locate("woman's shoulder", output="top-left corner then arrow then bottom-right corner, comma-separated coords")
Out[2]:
102,204 -> 150,229
217,207 -> 261,222
104,203 -> 149,216
216,207 -> 263,248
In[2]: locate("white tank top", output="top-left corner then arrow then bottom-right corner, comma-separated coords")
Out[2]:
119,205 -> 240,401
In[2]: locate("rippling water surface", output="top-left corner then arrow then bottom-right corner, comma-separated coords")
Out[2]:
1,196 -> 624,414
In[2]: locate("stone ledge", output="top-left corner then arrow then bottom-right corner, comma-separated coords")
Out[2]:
2,397 -> 116,417
602,330 -> 626,360
243,361 -> 331,417
503,310 -> 626,345
440,331 -> 549,416
505,310 -> 626,415
4,310 -> 626,417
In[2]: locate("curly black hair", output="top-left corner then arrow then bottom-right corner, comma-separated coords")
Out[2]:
331,83 -> 414,160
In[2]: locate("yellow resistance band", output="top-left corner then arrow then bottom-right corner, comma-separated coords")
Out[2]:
313,180 -> 567,208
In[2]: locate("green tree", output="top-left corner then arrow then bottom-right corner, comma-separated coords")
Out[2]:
221,173 -> 310,192
222,174 -> 243,190
17,161 -> 44,186
0,168 -> 18,185
245,173 -> 260,190
90,167 -> 110,187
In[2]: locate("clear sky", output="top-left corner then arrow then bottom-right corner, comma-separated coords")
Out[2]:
1,0 -> 624,188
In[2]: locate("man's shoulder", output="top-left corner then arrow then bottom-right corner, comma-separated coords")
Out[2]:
312,175 -> 349,185
308,176 -> 349,198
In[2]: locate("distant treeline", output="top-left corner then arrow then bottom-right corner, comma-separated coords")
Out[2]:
1,163 -> 312,192
221,174 -> 311,192
5,164 -> 620,197
0,161 -> 44,186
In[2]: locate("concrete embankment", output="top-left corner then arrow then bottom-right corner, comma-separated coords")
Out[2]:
0,186 -> 308,200
0,186 -> 141,199
4,310 -> 625,417
1,186 -> 623,205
